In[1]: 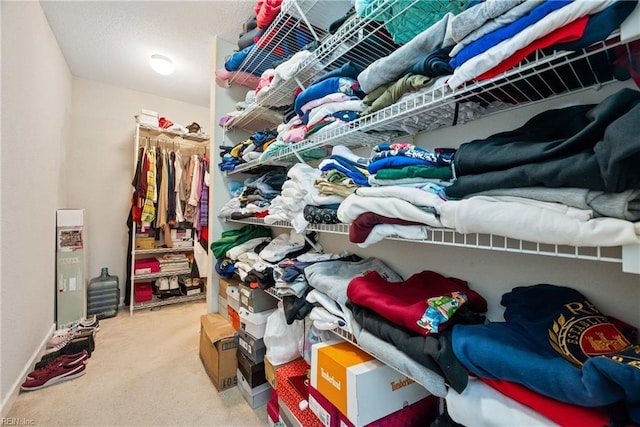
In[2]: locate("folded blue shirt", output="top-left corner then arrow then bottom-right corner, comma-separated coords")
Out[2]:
449,0 -> 572,69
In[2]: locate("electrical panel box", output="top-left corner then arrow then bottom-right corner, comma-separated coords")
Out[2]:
56,209 -> 87,328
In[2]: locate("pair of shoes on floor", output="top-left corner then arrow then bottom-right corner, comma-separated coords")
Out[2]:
27,350 -> 88,380
45,325 -> 97,353
157,276 -> 179,291
39,331 -> 95,368
21,350 -> 88,391
65,315 -> 100,332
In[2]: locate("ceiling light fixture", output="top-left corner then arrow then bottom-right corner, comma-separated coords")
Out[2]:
149,54 -> 175,75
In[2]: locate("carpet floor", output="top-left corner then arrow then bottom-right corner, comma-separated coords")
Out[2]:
7,301 -> 268,426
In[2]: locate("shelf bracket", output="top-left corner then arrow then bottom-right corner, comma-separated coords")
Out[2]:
622,244 -> 640,274
289,143 -> 305,164
292,1 -> 320,42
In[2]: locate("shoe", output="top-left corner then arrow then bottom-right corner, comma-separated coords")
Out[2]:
65,334 -> 95,356
27,350 -> 88,379
157,277 -> 169,291
46,329 -> 76,348
44,335 -> 76,354
169,275 -> 179,290
21,363 -> 86,391
186,122 -> 201,133
66,315 -> 100,333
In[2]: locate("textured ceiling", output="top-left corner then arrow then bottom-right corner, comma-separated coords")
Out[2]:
40,0 -> 256,107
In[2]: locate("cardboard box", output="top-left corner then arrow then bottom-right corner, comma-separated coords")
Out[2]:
239,307 -> 276,339
134,282 -> 153,303
279,397 -> 304,427
237,348 -> 267,388
199,313 -> 238,392
237,368 -> 271,409
184,285 -> 202,296
239,283 -> 278,313
276,359 -> 323,427
267,388 -> 280,423
227,285 -> 240,312
265,356 -> 303,390
218,296 -> 229,320
308,385 -> 339,427
311,341 -> 430,427
337,395 -> 439,427
228,305 -> 240,331
135,237 -> 156,249
237,328 -> 266,364
219,276 -> 241,298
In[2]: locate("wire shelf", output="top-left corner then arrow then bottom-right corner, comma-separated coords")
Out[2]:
133,269 -> 193,281
227,0 -> 352,87
134,246 -> 194,255
224,33 -> 633,173
131,293 -> 206,311
224,217 -> 625,265
226,126 -> 391,175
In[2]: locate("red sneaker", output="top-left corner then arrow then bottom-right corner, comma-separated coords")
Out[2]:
27,350 -> 88,379
21,363 -> 86,391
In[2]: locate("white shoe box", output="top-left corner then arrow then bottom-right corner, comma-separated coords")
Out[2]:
238,307 -> 276,339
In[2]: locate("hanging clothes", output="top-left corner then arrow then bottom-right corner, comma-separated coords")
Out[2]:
174,150 -> 186,223
141,147 -> 157,230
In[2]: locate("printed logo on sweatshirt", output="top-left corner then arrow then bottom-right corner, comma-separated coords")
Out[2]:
548,300 -> 631,366
603,345 -> 640,369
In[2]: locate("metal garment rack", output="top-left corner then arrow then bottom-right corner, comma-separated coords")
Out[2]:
128,124 -> 210,315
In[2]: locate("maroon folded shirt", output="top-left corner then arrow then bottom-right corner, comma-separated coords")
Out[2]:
350,212 -> 424,244
347,270 -> 487,336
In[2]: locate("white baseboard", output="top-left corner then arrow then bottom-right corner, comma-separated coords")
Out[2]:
0,323 -> 55,417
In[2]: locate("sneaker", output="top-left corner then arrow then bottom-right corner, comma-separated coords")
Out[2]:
169,275 -> 179,290
66,315 -> 100,333
21,363 -> 86,391
27,350 -> 88,379
157,277 -> 169,291
44,335 -> 76,354
46,330 -> 76,349
65,334 -> 95,356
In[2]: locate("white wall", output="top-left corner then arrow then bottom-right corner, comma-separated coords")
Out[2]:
1,1 -> 72,413
1,2 -> 211,414
68,78 -> 209,303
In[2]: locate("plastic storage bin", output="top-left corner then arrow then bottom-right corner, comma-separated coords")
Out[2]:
87,267 -> 119,319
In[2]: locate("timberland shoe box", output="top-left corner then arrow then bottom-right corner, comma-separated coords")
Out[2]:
239,283 -> 278,313
239,307 -> 276,339
237,368 -> 271,409
237,327 -> 267,364
237,348 -> 267,388
199,313 -> 238,392
310,340 -> 430,427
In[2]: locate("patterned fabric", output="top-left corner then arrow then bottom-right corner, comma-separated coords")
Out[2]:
141,148 -> 156,227
303,205 -> 340,224
199,159 -> 209,228
275,359 -> 323,427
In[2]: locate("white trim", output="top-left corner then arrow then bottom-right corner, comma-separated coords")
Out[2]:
0,323 -> 55,417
